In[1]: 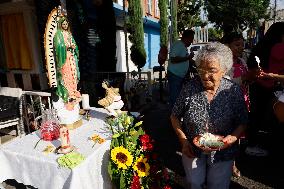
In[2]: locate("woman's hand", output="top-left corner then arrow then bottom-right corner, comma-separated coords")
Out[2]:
222,135 -> 238,147
181,139 -> 195,158
258,72 -> 277,80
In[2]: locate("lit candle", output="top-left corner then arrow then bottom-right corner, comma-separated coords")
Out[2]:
82,94 -> 90,109
255,56 -> 261,69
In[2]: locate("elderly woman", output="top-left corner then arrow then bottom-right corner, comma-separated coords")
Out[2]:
170,42 -> 248,189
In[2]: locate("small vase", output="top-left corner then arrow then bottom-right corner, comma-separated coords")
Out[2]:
40,109 -> 60,141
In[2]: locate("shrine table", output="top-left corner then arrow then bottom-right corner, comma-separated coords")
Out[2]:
0,108 -> 113,189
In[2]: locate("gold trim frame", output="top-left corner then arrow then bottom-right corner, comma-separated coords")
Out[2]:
44,7 -> 58,87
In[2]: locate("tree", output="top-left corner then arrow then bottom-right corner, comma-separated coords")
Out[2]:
208,27 -> 223,41
128,0 -> 146,69
171,0 -> 179,41
177,0 -> 204,33
204,0 -> 270,33
158,0 -> 169,66
159,0 -> 169,47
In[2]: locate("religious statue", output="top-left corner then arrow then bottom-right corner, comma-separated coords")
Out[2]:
53,16 -> 81,110
98,81 -> 124,116
44,6 -> 82,128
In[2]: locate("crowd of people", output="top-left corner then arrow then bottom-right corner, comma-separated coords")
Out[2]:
166,22 -> 284,189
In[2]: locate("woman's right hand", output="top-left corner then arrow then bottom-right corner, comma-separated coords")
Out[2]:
181,139 -> 195,158
258,72 -> 277,80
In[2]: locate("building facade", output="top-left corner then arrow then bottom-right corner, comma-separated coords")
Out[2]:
0,0 -> 47,90
0,0 -> 162,90
113,0 -> 161,72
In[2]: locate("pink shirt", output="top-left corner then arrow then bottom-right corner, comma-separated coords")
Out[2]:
228,58 -> 250,111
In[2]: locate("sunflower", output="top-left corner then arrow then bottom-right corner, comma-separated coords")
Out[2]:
133,156 -> 150,177
111,146 -> 133,169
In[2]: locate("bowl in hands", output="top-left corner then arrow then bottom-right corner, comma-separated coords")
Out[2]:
193,133 -> 228,152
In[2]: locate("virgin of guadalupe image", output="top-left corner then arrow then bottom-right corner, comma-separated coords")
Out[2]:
44,7 -> 82,126
53,16 -> 81,111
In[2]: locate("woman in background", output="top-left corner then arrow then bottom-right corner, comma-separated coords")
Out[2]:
246,22 -> 284,157
222,32 -> 253,177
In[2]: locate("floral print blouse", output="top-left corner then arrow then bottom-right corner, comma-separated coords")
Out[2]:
172,77 -> 248,162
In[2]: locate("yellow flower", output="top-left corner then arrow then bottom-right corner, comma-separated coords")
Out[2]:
111,146 -> 133,169
98,138 -> 105,144
133,156 -> 150,177
91,134 -> 100,141
91,134 -> 105,148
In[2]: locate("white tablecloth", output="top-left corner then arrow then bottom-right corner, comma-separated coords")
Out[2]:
0,108 -> 113,189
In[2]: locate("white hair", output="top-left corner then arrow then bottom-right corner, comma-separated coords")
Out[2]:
195,42 -> 233,73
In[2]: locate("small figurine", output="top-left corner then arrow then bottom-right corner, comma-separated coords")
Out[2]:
98,81 -> 124,116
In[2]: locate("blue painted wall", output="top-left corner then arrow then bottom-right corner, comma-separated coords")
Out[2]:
143,26 -> 160,70
113,3 -> 161,70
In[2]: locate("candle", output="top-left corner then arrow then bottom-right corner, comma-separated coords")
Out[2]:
82,94 -> 90,109
255,56 -> 261,68
60,126 -> 71,149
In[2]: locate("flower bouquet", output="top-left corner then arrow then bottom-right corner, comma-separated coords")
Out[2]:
107,113 -> 173,189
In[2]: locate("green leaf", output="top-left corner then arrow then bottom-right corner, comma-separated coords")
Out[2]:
110,138 -> 120,148
120,171 -> 126,189
108,162 -> 113,180
137,127 -> 145,136
134,121 -> 143,128
112,133 -> 121,138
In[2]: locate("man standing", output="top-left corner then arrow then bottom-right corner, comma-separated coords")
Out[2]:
168,29 -> 195,108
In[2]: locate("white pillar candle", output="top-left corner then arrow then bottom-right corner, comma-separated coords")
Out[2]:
82,94 -> 90,109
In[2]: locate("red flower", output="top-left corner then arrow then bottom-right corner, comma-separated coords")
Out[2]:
140,134 -> 154,151
140,134 -> 151,144
163,185 -> 172,189
130,175 -> 141,189
142,143 -> 153,151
